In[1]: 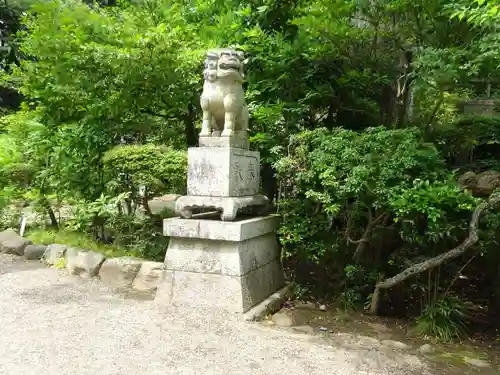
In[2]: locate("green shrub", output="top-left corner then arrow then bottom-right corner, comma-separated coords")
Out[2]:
103,144 -> 187,210
274,126 -> 477,304
433,115 -> 500,169
65,193 -> 169,261
107,213 -> 169,262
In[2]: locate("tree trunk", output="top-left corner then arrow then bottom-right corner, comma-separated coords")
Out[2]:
184,101 -> 198,147
40,194 -> 58,229
346,208 -> 386,263
142,196 -> 153,216
369,193 -> 500,315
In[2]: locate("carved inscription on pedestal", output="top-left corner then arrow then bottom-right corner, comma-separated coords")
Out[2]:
187,148 -> 260,197
230,152 -> 259,196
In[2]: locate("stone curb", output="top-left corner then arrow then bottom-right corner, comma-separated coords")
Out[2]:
0,229 -> 294,320
0,229 -> 164,295
243,283 -> 292,322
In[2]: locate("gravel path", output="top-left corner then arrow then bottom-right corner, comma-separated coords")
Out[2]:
0,255 -> 432,375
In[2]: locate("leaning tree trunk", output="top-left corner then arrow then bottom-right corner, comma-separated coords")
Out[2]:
369,193 -> 500,315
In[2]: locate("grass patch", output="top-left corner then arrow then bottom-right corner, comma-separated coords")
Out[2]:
26,228 -> 133,258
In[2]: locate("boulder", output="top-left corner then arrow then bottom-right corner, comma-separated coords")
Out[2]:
294,301 -> 316,310
458,171 -> 478,191
381,339 -> 410,350
462,357 -> 491,368
417,344 -> 434,354
24,244 -> 47,260
43,244 -> 68,265
292,325 -> 314,334
0,229 -> 31,256
148,194 -> 181,215
132,261 -> 164,292
459,170 -> 500,197
476,171 -> 500,196
65,248 -> 105,278
271,311 -> 295,327
99,256 -> 143,288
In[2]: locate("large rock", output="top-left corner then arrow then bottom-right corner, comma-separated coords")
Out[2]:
99,256 -> 143,288
458,171 -> 478,191
462,357 -> 491,368
24,244 -> 47,260
0,229 -> 31,255
271,311 -> 295,327
132,261 -> 164,292
459,170 -> 500,197
65,247 -> 105,278
381,340 -> 410,350
476,171 -> 500,196
148,194 -> 181,216
43,244 -> 68,265
417,344 -> 434,354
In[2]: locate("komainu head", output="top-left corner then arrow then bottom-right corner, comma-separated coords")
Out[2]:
203,48 -> 246,83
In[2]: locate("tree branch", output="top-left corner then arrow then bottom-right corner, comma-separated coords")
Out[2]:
139,109 -> 174,120
369,193 -> 500,315
346,207 -> 387,262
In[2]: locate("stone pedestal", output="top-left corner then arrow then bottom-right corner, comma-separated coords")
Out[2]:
199,133 -> 249,150
176,195 -> 269,221
155,47 -> 288,318
176,146 -> 270,220
186,147 -> 260,197
156,213 -> 285,313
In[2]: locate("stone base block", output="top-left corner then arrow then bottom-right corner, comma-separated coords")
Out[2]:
187,147 -> 260,197
199,132 -> 249,150
175,194 -> 269,221
159,260 -> 284,313
156,215 -> 286,313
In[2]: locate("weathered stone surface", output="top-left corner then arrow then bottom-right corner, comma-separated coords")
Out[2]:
132,261 -> 164,292
271,311 -> 294,327
99,257 -> 143,288
165,232 -> 280,277
476,171 -> 500,196
176,194 -> 269,221
148,194 -> 181,215
244,284 -> 292,321
65,248 -> 105,278
462,356 -> 491,368
417,344 -> 434,354
159,214 -> 286,313
186,147 -> 260,197
0,229 -> 31,256
43,244 -> 68,265
458,171 -> 478,190
459,170 -> 500,197
381,340 -> 410,350
294,301 -> 316,310
24,244 -> 47,260
199,48 -> 248,139
292,325 -> 314,334
463,99 -> 499,115
156,259 -> 285,313
198,134 -> 249,149
164,214 -> 279,242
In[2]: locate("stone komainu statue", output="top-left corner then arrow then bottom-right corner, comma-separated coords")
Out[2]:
200,48 -> 249,138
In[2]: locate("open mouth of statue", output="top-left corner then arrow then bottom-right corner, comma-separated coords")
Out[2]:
219,62 -> 240,71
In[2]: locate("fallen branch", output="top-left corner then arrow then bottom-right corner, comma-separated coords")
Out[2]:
369,193 -> 500,315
